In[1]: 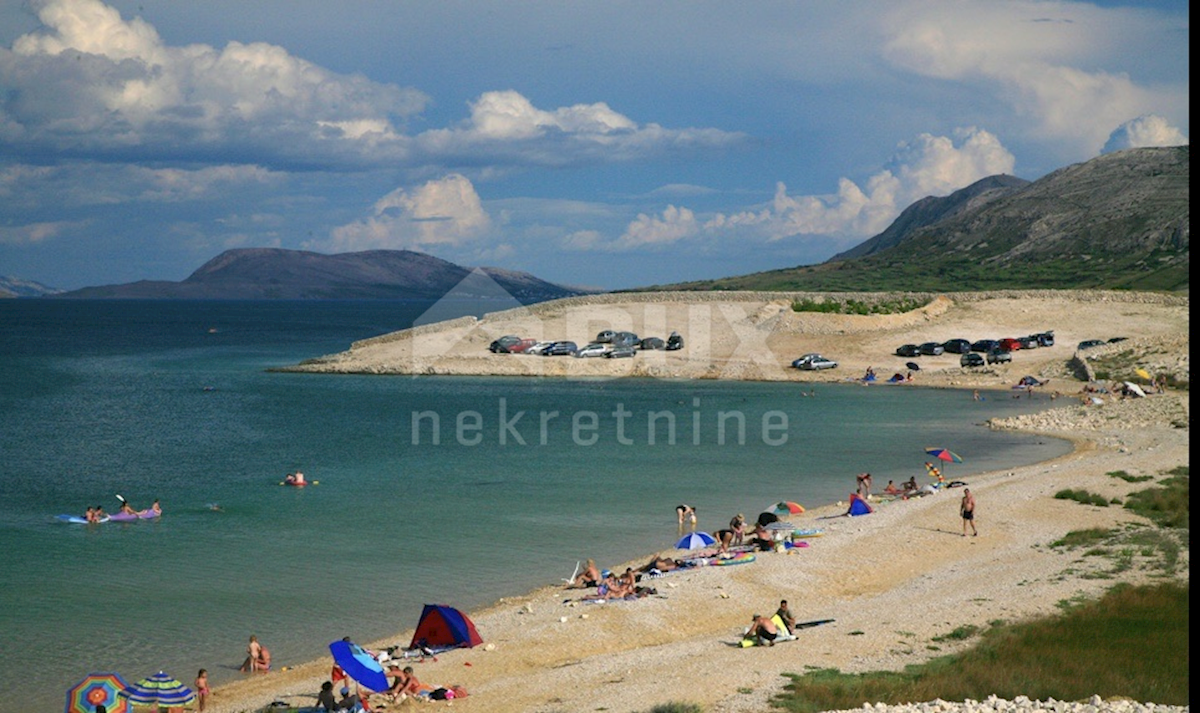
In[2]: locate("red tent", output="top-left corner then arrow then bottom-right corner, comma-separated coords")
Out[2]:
409,604 -> 483,650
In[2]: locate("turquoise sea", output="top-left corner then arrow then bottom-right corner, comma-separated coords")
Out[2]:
0,299 -> 1072,712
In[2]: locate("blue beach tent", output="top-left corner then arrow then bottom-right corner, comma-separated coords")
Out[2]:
409,604 -> 484,650
847,493 -> 874,516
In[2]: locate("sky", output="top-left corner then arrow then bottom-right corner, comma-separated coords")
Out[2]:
0,0 -> 1189,291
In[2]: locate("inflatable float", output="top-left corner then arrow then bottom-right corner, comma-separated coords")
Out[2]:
56,514 -> 110,524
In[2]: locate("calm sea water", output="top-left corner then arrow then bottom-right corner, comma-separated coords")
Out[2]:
0,299 -> 1071,712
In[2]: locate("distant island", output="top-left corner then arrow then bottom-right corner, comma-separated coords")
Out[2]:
54,248 -> 593,302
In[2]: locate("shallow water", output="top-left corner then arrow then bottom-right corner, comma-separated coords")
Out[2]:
0,299 -> 1071,712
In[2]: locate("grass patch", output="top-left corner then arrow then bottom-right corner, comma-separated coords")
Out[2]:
643,704 -> 703,713
773,583 -> 1189,712
1124,472 -> 1189,529
1054,489 -> 1110,507
1107,470 -> 1154,483
931,625 -> 979,642
791,297 -> 930,315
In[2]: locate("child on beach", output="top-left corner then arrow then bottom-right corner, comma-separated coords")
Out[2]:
195,669 -> 210,711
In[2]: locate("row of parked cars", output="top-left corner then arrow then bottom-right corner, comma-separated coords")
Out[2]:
488,330 -> 684,358
896,331 -> 1055,367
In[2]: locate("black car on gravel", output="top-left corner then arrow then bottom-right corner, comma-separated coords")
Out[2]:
895,344 -> 922,357
942,339 -> 972,354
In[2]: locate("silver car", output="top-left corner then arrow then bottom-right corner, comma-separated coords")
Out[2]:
792,353 -> 838,370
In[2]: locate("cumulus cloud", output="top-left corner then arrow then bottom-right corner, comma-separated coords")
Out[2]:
602,127 -> 1015,251
0,220 -> 82,245
326,174 -> 491,252
1102,115 -> 1189,154
878,1 -> 1188,157
0,0 -> 743,172
414,90 -> 745,166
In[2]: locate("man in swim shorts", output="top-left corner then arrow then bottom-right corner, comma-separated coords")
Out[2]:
748,614 -> 779,646
961,488 -> 977,536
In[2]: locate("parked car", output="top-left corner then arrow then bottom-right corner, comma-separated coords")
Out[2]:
960,352 -> 986,367
1017,336 -> 1040,349
665,332 -> 684,351
595,330 -> 615,343
544,341 -> 577,356
971,339 -> 1000,353
919,342 -> 945,356
1077,339 -> 1106,350
505,338 -> 539,354
998,337 -> 1023,352
611,331 -> 640,348
638,337 -> 665,350
526,341 -> 555,355
575,343 -> 610,358
1034,331 -> 1055,347
605,346 -> 636,358
792,353 -> 838,370
488,335 -> 522,353
895,344 -> 922,357
942,339 -> 972,354
986,347 -> 1012,364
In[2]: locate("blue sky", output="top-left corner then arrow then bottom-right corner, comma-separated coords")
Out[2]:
0,0 -> 1189,291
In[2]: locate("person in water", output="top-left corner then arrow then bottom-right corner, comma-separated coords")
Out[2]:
83,506 -> 97,523
285,471 -> 307,485
151,499 -> 162,515
119,499 -> 136,515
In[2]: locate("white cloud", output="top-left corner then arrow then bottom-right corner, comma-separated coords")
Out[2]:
604,127 -> 1015,250
878,1 -> 1188,156
0,0 -> 744,172
0,220 -> 82,245
415,90 -> 745,166
326,174 -> 491,252
616,205 -> 700,249
1102,115 -> 1189,154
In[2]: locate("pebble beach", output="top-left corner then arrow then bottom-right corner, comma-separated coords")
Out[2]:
211,291 -> 1188,713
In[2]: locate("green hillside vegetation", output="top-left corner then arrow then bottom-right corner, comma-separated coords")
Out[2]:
645,147 -> 1189,293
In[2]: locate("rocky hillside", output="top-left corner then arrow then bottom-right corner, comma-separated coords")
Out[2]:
56,248 -> 591,302
657,146 -> 1189,292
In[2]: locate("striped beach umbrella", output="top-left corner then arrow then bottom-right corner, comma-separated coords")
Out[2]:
674,531 -> 716,549
66,672 -> 129,713
119,671 -> 195,708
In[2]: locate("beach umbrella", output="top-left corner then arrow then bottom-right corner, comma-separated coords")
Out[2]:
674,531 -> 716,550
925,447 -> 963,464
119,671 -> 195,708
329,640 -> 389,693
1135,368 -> 1152,381
766,501 -> 804,516
66,672 -> 129,713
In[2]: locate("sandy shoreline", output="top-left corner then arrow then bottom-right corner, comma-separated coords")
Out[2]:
209,291 -> 1188,713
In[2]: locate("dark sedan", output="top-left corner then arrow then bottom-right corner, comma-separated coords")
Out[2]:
895,344 -> 922,357
544,341 -> 578,356
919,342 -> 945,356
942,339 -> 972,354
971,339 -> 1000,353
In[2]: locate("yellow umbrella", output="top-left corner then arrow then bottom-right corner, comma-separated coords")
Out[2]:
1135,368 -> 1152,381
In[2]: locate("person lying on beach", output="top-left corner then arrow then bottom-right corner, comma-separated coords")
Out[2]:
640,555 -> 687,573
883,480 -> 903,495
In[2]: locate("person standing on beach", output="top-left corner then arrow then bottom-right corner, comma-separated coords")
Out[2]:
855,473 -> 872,498
961,488 -> 977,536
195,669 -> 210,711
241,635 -> 263,672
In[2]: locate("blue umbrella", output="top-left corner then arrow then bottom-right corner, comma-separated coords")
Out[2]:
119,671 -> 195,708
329,640 -> 389,692
674,531 -> 716,549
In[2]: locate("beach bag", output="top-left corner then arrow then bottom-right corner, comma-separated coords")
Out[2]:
431,688 -> 451,700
